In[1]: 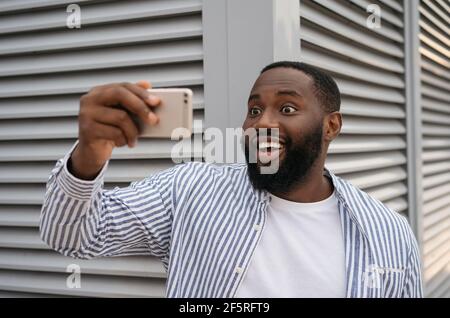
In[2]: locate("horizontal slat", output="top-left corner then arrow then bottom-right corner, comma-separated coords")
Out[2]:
0,0 -> 202,35
422,110 -> 450,125
349,0 -> 404,27
423,183 -> 450,203
378,0 -> 404,13
422,0 -> 450,26
0,160 -> 174,183
300,20 -> 404,73
326,151 -> 406,174
419,4 -> 449,36
0,0 -> 89,14
423,160 -> 450,176
0,111 -> 204,140
422,124 -> 450,137
365,181 -> 407,202
312,0 -> 404,42
0,62 -> 203,98
342,166 -> 407,190
423,230 -> 450,261
421,72 -> 450,91
329,135 -> 405,153
341,97 -> 405,119
0,248 -> 165,278
340,116 -> 405,134
0,269 -> 165,297
0,87 -> 204,120
0,40 -> 203,77
0,14 -> 202,56
0,227 -> 48,249
422,96 -> 450,114
423,150 -> 450,163
336,76 -> 405,103
423,172 -> 450,189
0,206 -> 40,227
301,43 -> 405,88
420,46 -> 450,68
423,249 -> 450,284
384,197 -> 408,213
425,265 -> 450,298
422,137 -> 450,149
301,0 -> 403,57
423,206 -> 450,230
423,217 -> 450,242
424,194 -> 450,216
420,83 -> 450,103
421,58 -> 450,81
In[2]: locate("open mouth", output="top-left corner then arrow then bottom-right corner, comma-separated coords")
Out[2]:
255,139 -> 285,164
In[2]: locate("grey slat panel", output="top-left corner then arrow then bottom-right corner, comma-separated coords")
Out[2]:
0,0 -> 90,14
0,269 -> 165,297
0,14 -> 202,56
0,110 -> 204,140
0,138 -> 204,162
419,0 -> 450,298
0,63 -> 203,98
0,206 -> 41,227
301,0 -> 408,220
0,0 -> 204,297
0,249 -> 165,278
0,87 -> 204,119
0,40 -> 204,77
0,161 -> 172,184
0,0 -> 202,35
0,290 -> 72,298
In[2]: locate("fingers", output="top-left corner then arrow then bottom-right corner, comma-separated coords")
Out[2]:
92,106 -> 140,147
92,84 -> 156,125
92,122 -> 128,148
122,82 -> 161,124
136,80 -> 151,89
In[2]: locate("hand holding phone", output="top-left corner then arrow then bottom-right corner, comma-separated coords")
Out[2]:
136,88 -> 193,139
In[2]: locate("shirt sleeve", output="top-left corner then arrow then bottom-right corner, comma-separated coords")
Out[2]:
39,140 -> 182,262
402,225 -> 424,298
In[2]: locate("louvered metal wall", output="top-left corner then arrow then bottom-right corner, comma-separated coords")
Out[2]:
419,0 -> 450,298
0,0 -> 203,297
300,0 -> 409,215
0,0 -> 449,298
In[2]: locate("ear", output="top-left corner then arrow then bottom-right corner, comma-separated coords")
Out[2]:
323,112 -> 342,142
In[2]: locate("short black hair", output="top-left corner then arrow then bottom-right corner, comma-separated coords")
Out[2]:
260,61 -> 341,113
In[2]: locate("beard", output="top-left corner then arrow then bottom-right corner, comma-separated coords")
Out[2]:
244,123 -> 323,194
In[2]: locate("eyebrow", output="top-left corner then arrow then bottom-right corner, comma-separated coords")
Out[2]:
276,89 -> 303,98
248,90 -> 303,103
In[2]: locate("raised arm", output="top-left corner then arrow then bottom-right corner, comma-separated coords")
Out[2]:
39,81 -> 179,262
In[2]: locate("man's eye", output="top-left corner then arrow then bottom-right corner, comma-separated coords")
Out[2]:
281,105 -> 297,113
249,107 -> 262,116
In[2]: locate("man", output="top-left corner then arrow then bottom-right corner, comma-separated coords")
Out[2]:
40,61 -> 423,298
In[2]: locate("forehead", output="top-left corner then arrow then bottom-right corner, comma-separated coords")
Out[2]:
251,67 -> 314,95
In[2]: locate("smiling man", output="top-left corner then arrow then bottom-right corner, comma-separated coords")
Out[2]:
40,61 -> 423,298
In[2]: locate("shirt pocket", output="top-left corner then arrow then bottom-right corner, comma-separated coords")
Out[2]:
380,268 -> 406,298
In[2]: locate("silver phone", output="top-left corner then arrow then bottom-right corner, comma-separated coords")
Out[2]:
136,88 -> 193,139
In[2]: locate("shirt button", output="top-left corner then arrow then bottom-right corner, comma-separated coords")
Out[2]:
253,224 -> 261,231
235,266 -> 243,274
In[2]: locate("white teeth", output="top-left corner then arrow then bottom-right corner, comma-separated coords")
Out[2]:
259,141 -> 282,150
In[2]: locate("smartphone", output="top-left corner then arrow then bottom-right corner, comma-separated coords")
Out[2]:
135,88 -> 193,139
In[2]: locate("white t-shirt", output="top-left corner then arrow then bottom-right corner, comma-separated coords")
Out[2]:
235,190 -> 346,298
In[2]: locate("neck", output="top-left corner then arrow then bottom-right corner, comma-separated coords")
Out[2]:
270,162 -> 334,203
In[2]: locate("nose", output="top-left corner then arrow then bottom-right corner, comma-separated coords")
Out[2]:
254,109 -> 279,130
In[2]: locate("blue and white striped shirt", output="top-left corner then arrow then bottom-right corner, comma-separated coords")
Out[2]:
40,141 -> 423,298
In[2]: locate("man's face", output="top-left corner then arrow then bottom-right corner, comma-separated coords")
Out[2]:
242,67 -> 326,194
